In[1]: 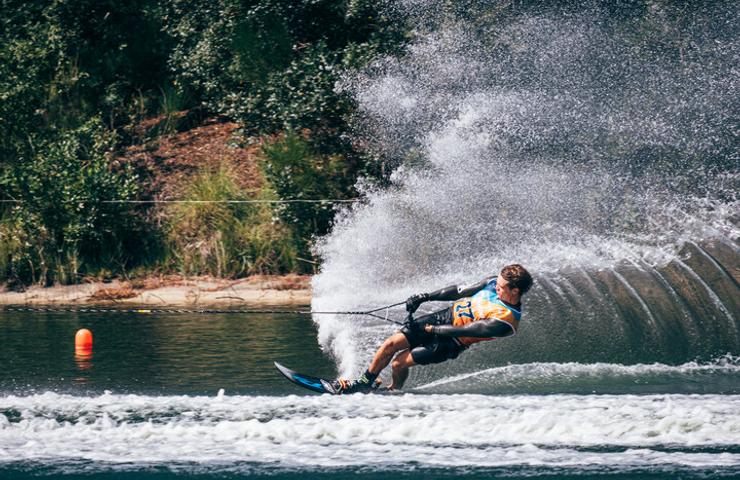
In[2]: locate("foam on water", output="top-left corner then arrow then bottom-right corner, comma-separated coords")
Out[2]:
1,391 -> 739,474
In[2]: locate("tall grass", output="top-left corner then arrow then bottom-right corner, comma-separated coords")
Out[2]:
0,213 -> 25,286
0,210 -> 84,286
158,83 -> 189,135
162,164 -> 298,277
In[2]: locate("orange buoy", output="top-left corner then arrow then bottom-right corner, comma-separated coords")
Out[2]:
75,328 -> 93,354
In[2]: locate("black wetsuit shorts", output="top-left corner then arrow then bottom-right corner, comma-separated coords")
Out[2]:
400,308 -> 467,365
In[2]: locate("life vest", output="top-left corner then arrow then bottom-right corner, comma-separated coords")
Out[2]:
451,279 -> 521,346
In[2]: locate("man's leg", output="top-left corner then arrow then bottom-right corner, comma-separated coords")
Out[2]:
389,350 -> 415,390
367,332 -> 410,375
333,332 -> 411,393
389,337 -> 465,390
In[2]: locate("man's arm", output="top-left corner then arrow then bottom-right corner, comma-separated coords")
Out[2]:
428,276 -> 494,301
426,319 -> 515,338
406,276 -> 494,312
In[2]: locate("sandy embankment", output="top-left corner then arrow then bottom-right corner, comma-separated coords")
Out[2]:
0,275 -> 311,306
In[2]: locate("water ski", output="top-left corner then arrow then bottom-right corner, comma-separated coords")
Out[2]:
274,362 -> 385,395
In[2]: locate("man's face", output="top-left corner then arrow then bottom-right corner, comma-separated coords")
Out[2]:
496,274 -> 519,301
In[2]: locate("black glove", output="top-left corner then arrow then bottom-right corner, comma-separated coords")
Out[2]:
405,293 -> 430,313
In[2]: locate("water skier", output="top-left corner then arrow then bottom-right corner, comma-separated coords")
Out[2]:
333,264 -> 533,393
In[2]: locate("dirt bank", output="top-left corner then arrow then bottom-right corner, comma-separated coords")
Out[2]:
0,275 -> 311,306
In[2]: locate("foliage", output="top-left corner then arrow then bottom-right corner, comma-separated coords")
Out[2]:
162,164 -> 298,277
0,2 -> 62,160
0,0 -> 409,285
223,41 -> 340,135
164,0 -> 407,136
0,0 -> 172,143
260,132 -> 356,258
0,120 -> 144,285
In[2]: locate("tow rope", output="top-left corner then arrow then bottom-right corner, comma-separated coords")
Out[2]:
0,301 -> 408,325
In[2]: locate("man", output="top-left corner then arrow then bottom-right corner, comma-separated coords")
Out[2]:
333,264 -> 533,393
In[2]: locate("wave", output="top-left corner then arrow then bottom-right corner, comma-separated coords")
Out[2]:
416,356 -> 740,394
1,391 -> 739,474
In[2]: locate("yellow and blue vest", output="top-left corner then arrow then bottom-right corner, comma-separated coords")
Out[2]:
451,279 -> 521,346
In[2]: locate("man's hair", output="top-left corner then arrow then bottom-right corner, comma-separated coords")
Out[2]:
501,264 -> 533,295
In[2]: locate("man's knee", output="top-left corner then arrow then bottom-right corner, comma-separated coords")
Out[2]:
391,357 -> 405,371
392,354 -> 414,371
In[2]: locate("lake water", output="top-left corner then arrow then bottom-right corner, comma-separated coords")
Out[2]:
1,308 -> 738,479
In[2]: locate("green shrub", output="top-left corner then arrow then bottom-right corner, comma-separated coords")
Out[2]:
0,119 -> 144,285
0,2 -> 63,160
260,132 -> 356,259
165,0 -> 406,138
162,164 -> 298,277
225,41 -> 349,136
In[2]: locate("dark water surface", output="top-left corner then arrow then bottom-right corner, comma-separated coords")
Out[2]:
0,309 -> 336,396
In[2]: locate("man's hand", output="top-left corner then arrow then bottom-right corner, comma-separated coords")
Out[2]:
405,293 -> 430,313
424,324 -> 434,334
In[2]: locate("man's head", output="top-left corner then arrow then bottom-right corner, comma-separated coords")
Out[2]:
496,264 -> 533,303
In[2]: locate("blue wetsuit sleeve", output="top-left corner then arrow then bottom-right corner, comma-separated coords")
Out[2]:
429,319 -> 514,338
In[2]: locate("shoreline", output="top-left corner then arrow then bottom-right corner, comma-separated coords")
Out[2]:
0,275 -> 311,307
